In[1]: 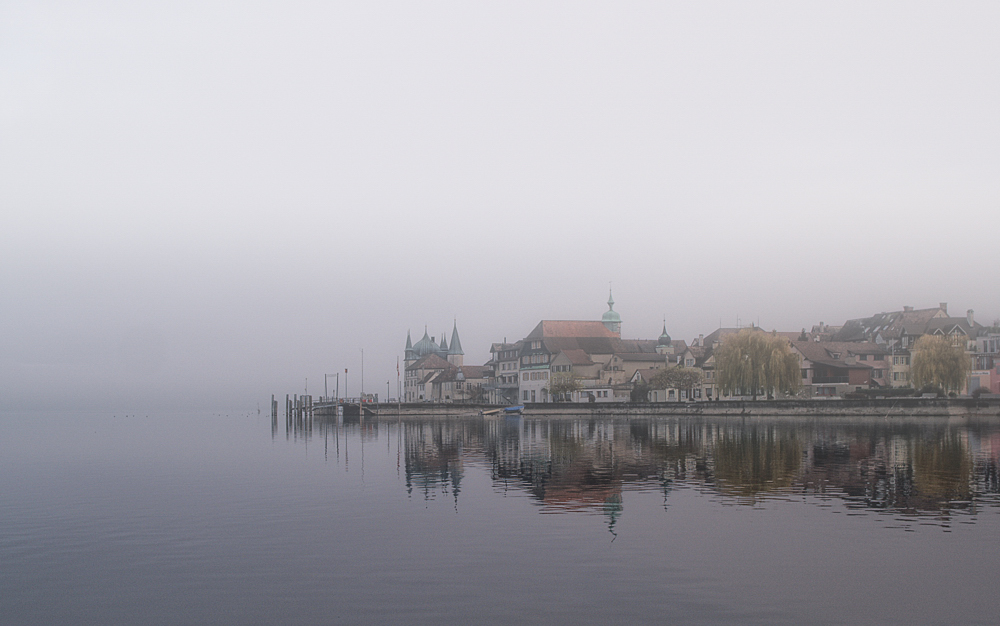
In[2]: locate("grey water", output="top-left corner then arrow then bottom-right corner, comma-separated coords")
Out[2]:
3,411 -> 1000,625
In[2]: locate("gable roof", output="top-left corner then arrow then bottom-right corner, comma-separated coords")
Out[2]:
525,320 -> 618,340
555,349 -> 595,366
405,353 -> 452,371
792,340 -> 883,368
832,306 -> 946,342
459,365 -> 489,380
925,316 -> 982,337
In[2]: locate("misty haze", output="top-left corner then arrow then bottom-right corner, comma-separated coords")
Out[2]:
2,2 -> 999,624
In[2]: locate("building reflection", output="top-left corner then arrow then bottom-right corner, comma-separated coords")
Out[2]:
388,416 -> 1000,525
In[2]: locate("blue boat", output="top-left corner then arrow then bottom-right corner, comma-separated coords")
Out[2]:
503,405 -> 524,413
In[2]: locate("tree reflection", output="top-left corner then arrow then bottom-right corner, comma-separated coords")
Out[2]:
712,425 -> 802,500
345,415 -> 1000,524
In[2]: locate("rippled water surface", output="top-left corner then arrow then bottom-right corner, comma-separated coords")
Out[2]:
3,410 -> 1000,625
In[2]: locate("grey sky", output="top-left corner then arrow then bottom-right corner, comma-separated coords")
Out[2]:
2,1 -> 998,410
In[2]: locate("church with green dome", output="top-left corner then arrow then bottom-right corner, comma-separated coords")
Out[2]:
404,321 -> 465,369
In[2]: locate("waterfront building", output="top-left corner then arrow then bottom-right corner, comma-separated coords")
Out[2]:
403,322 -> 467,402
831,303 -> 983,388
486,341 -> 521,405
791,340 -> 888,398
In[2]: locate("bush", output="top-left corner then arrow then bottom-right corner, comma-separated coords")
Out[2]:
919,384 -> 944,397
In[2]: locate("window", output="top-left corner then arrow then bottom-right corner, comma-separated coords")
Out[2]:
801,369 -> 809,379
871,369 -> 883,378
523,391 -> 529,401
522,373 -> 528,381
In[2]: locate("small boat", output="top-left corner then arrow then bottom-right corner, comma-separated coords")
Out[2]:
503,405 -> 524,413
480,408 -> 503,416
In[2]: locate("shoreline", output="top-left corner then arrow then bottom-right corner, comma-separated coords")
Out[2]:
318,397 -> 1000,419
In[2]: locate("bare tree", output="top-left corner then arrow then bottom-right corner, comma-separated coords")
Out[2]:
651,366 -> 704,400
547,374 -> 582,402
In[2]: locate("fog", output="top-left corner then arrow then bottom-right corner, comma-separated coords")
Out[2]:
2,1 -> 997,411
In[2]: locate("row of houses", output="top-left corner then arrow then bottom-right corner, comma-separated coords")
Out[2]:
402,296 -> 1000,404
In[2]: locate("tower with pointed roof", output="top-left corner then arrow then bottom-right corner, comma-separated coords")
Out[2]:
602,289 -> 622,336
656,320 -> 674,355
448,320 -> 464,366
404,322 -> 465,369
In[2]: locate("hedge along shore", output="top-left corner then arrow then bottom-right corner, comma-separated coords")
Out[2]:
337,398 -> 1000,419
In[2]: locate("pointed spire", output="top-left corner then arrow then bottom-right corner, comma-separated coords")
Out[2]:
449,320 -> 464,355
405,330 -> 413,351
439,332 -> 448,352
658,318 -> 672,345
601,286 -> 622,334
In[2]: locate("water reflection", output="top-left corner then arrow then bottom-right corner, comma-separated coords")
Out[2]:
287,414 -> 1000,527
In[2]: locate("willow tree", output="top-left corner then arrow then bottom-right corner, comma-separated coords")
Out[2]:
715,329 -> 800,400
911,335 -> 970,393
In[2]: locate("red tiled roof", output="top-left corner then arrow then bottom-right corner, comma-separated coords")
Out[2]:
405,353 -> 452,371
556,349 -> 595,366
525,320 -> 618,339
460,365 -> 489,380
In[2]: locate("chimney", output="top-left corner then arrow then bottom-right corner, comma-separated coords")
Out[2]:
903,306 -> 913,312
698,334 -> 704,347
968,309 -> 974,326
940,302 -> 948,314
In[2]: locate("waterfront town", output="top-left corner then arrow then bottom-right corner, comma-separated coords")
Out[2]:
402,293 -> 1000,404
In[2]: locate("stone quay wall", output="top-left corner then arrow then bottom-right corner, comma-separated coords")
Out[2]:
340,398 -> 1000,420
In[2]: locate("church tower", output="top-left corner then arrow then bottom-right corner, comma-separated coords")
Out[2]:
447,320 -> 465,366
602,289 -> 622,336
656,320 -> 674,355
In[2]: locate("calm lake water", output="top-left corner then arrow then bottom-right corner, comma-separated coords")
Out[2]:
3,410 -> 1000,625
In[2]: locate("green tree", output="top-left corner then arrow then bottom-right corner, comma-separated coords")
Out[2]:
650,366 -> 704,400
548,374 -> 582,402
911,335 -> 970,393
630,379 -> 651,402
715,329 -> 800,400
